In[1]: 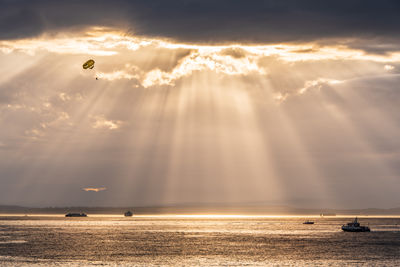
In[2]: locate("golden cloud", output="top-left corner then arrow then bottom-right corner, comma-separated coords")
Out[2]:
82,187 -> 107,192
91,115 -> 122,130
2,27 -> 400,89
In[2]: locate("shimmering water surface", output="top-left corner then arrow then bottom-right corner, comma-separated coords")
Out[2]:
0,215 -> 400,266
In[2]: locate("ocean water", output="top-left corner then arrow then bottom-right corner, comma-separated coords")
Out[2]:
0,215 -> 399,266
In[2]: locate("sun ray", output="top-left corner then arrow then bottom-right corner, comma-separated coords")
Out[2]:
1,26 -> 400,207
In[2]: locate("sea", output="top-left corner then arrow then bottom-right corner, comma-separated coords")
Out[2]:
0,215 -> 399,266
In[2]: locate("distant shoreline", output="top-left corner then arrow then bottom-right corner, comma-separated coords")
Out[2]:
1,204 -> 400,216
2,214 -> 400,218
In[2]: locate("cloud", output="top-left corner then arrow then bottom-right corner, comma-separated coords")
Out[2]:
297,78 -> 343,95
83,187 -> 107,192
1,0 -> 400,53
91,115 -> 122,130
1,22 -> 400,208
384,64 -> 395,71
2,27 -> 400,91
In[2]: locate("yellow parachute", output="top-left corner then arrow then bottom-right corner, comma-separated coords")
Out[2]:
83,59 -> 95,69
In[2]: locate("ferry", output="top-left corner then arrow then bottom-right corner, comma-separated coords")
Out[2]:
65,212 -> 87,217
342,217 -> 370,232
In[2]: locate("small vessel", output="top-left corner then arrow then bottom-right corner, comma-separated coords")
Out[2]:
124,211 -> 133,217
303,220 -> 314,224
65,212 -> 87,217
342,217 -> 370,232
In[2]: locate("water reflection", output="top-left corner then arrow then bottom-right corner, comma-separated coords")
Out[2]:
0,216 -> 399,266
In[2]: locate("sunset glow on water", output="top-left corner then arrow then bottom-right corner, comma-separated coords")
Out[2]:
1,216 -> 400,266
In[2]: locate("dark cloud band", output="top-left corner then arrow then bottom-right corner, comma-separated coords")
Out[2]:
1,0 -> 400,45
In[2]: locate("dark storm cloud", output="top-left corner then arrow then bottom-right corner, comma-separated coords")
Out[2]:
1,0 -> 400,47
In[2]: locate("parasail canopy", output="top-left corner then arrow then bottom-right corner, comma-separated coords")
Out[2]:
83,59 -> 95,69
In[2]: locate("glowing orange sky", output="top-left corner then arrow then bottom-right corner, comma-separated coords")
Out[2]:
0,27 -> 400,208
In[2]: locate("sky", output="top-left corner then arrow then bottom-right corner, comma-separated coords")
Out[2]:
1,0 -> 400,209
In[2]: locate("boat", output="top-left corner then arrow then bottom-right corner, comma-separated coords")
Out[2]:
124,211 -> 133,217
65,212 -> 87,217
303,220 -> 314,224
342,217 -> 370,232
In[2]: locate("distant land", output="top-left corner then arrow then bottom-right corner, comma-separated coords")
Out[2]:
1,204 -> 400,216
